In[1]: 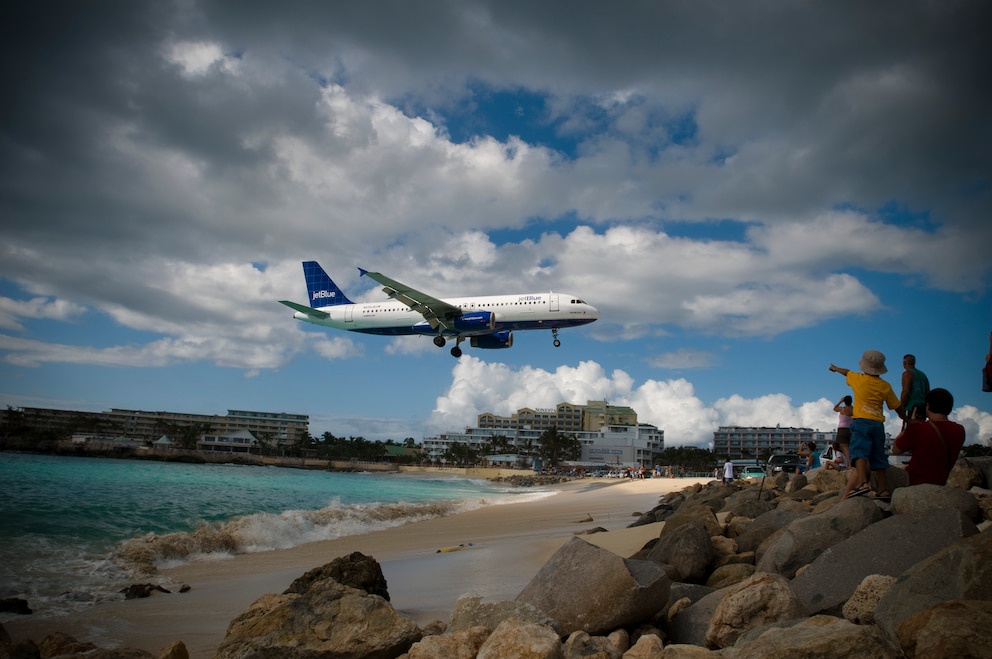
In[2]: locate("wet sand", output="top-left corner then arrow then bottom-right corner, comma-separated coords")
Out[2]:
4,476 -> 707,658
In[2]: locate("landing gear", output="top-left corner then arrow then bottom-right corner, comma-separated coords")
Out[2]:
552,328 -> 561,348
450,336 -> 464,358
433,335 -> 446,348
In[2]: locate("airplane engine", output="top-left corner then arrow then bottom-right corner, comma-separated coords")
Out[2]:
452,311 -> 495,331
471,331 -> 513,349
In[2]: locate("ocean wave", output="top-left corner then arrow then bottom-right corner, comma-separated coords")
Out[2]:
111,498 -> 470,573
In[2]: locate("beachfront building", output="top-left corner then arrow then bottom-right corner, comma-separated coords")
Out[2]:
1,406 -> 309,448
422,421 -> 664,469
477,400 -> 638,433
712,425 -> 837,461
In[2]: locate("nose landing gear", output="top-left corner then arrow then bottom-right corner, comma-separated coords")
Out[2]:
552,328 -> 561,347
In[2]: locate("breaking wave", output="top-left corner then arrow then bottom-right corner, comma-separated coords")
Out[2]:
113,498 -> 470,573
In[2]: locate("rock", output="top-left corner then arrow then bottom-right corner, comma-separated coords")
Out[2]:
791,509 -> 978,614
0,639 -> 40,658
120,584 -> 170,600
37,632 -> 97,657
732,508 -> 808,554
157,640 -> 189,659
704,572 -> 807,649
705,564 -> 755,590
660,504 -> 724,539
755,496 -> 883,578
724,614 -> 900,658
215,579 -> 420,659
0,621 -> 9,645
642,521 -> 713,583
895,600 -> 992,659
720,489 -> 775,520
947,457 -> 984,490
283,551 -> 390,600
874,530 -> 992,646
476,618 -> 563,659
667,588 -> 726,646
710,535 -> 738,567
406,626 -> 490,659
622,633 -> 664,658
0,598 -> 32,615
888,483 -> 982,523
562,630 -> 622,659
807,469 -> 848,494
516,537 -> 671,636
448,595 -> 556,634
841,575 -> 898,625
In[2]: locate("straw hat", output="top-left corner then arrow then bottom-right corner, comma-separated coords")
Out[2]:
859,350 -> 887,375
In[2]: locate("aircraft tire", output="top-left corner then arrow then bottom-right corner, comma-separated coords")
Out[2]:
451,346 -> 462,358
553,339 -> 561,347
433,335 -> 446,347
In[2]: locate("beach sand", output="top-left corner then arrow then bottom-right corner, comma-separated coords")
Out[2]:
4,476 -> 707,658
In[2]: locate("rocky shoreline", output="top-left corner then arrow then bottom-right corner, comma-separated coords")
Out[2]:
3,458 -> 991,658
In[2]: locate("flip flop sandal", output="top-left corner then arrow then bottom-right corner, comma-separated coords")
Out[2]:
846,484 -> 871,498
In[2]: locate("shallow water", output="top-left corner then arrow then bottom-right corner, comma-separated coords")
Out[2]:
0,452 -> 548,620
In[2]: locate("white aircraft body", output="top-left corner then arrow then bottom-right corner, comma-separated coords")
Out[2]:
280,261 -> 599,357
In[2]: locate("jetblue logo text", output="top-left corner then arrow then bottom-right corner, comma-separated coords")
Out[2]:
312,291 -> 336,300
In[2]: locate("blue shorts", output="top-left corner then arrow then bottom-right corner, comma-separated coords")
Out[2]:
849,418 -> 888,470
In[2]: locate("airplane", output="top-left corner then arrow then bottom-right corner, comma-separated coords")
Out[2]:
280,261 -> 599,358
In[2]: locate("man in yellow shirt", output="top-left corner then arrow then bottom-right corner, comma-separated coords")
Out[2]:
829,350 -> 906,500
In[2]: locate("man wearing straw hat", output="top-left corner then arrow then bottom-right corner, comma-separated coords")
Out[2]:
829,350 -> 906,500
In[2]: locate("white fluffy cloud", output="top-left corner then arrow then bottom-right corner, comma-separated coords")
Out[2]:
427,357 -> 992,448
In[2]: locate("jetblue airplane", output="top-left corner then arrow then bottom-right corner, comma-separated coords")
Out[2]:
280,261 -> 599,358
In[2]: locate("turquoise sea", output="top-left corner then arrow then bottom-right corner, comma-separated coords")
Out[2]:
0,452 -> 550,621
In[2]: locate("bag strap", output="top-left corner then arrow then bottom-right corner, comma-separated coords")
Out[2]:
928,420 -> 953,471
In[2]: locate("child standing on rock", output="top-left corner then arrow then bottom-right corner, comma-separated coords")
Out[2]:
829,350 -> 906,500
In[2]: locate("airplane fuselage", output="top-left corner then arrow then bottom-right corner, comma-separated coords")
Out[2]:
294,291 -> 598,337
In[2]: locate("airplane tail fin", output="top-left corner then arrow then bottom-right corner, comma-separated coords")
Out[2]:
302,261 -> 355,307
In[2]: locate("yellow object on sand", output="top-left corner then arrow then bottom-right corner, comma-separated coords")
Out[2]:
436,543 -> 473,553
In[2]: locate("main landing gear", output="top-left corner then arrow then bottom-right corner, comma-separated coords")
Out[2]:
552,328 -> 561,348
434,334 -> 464,358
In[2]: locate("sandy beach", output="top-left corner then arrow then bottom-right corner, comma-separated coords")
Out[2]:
4,476 -> 707,658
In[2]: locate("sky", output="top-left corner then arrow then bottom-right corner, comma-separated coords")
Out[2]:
2,1 -> 991,448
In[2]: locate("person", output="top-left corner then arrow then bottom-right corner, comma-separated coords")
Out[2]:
892,388 -> 966,486
900,354 -> 930,424
723,457 -> 734,483
984,330 -> 992,392
829,350 -> 906,500
798,440 -> 821,473
833,395 -> 853,468
824,442 -> 848,470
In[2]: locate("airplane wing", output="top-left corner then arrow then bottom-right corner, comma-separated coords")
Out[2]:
279,300 -> 329,319
359,268 -> 461,330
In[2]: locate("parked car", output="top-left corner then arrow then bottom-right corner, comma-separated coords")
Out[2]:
740,465 -> 766,479
766,453 -> 805,474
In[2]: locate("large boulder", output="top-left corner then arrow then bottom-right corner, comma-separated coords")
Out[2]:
448,595 -> 556,634
283,551 -> 390,600
888,484 -> 982,523
704,572 -> 807,649
476,618 -> 563,659
667,587 -> 727,646
406,626 -> 490,659
874,530 -> 992,645
641,520 -> 713,583
791,509 -> 978,614
732,508 -> 809,554
215,580 -> 420,659
516,537 -> 670,636
723,615 -> 900,658
894,600 -> 992,659
755,496 -> 883,578
841,575 -> 898,625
